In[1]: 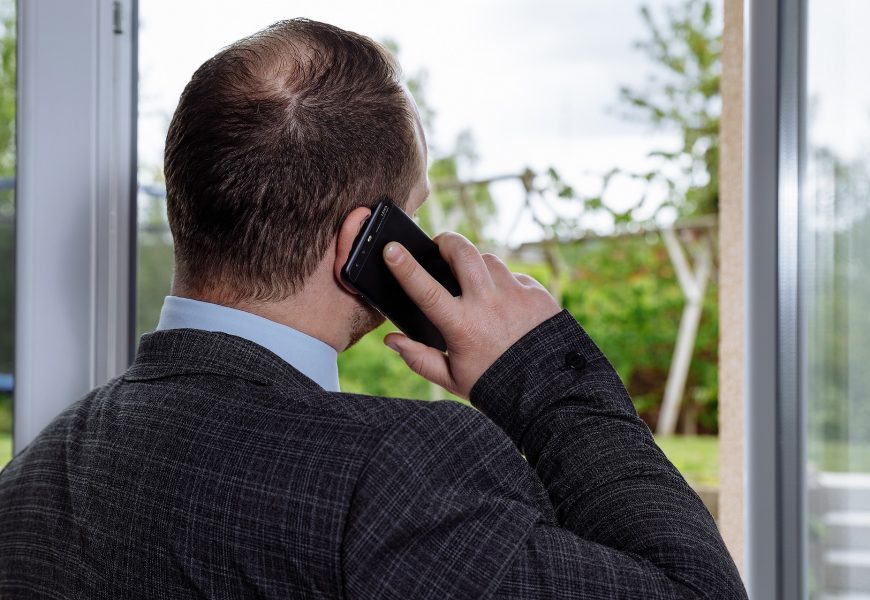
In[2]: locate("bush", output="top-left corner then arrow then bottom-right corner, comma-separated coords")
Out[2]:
552,235 -> 718,432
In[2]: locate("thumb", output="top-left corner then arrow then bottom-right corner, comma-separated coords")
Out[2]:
384,332 -> 454,392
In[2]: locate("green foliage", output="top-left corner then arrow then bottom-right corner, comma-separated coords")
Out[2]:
338,322 -> 431,399
0,0 -> 13,183
0,217 -> 11,373
545,0 -> 722,227
616,0 -> 721,219
0,392 -> 10,433
337,321 -> 466,405
539,235 -> 719,432
520,1 -> 724,433
136,230 -> 174,340
0,0 -> 12,378
423,133 -> 497,244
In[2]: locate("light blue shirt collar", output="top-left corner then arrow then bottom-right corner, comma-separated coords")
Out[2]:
155,295 -> 340,392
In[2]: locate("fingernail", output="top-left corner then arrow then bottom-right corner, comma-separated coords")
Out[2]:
384,242 -> 402,263
386,342 -> 400,353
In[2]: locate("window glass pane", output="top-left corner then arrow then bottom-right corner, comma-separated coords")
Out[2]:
0,0 -> 14,469
805,2 -> 870,598
137,0 -> 724,503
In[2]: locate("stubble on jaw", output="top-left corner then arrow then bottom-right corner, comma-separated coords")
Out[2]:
345,301 -> 386,350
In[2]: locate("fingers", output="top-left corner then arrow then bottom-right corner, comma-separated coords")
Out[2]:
432,232 -> 494,295
383,242 -> 457,330
383,332 -> 455,392
511,272 -> 550,292
481,253 -> 515,287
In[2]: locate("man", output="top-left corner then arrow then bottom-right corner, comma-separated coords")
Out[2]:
0,18 -> 746,599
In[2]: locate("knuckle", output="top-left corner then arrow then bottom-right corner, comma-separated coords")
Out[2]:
457,243 -> 480,264
532,286 -> 559,307
434,231 -> 459,247
441,231 -> 473,255
531,285 -> 550,298
418,284 -> 443,311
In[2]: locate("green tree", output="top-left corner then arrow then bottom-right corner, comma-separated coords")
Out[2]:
0,0 -> 13,182
616,0 -> 721,219
558,237 -> 719,432
545,0 -> 721,227
531,0 -> 723,431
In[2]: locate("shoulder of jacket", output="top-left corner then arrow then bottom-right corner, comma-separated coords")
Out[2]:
318,390 -> 492,434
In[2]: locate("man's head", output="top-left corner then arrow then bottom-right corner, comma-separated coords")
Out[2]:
164,19 -> 429,350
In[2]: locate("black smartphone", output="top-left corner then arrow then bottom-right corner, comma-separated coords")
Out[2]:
341,197 -> 462,351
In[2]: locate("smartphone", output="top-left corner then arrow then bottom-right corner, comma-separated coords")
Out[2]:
341,197 -> 462,351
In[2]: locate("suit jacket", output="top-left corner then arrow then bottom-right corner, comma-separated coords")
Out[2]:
0,310 -> 747,599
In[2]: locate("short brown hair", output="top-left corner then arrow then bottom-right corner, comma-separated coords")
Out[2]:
164,19 -> 421,302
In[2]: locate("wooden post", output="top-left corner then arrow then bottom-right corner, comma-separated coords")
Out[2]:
657,230 -> 712,436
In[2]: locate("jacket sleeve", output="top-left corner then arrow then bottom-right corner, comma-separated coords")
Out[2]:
341,310 -> 747,599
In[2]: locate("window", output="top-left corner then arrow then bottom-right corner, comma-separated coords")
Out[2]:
805,2 -> 870,597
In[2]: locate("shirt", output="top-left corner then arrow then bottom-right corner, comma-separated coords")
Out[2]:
155,295 -> 340,392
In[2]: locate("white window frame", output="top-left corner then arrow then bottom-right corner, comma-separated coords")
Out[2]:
14,0 -> 137,452
744,0 -> 806,597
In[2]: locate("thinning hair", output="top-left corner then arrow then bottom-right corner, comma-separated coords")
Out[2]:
164,19 -> 421,302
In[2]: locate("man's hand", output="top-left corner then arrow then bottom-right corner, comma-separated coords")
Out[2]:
381,232 -> 561,400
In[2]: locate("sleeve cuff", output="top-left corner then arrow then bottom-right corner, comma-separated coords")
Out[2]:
467,309 -> 608,448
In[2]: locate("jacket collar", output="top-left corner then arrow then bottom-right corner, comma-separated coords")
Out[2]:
123,328 -> 324,392
155,296 -> 340,392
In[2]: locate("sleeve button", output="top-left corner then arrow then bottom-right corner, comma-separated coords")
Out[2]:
565,350 -> 587,370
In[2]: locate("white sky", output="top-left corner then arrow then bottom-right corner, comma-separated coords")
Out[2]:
807,0 -> 870,161
138,0 -> 700,243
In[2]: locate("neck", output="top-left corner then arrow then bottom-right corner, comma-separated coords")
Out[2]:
172,283 -> 347,353
235,297 -> 345,352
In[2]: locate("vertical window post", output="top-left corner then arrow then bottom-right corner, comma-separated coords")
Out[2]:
14,0 -> 137,452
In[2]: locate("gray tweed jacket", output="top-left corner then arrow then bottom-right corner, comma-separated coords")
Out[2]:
0,310 -> 746,599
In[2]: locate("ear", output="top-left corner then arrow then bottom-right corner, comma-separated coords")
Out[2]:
333,206 -> 373,294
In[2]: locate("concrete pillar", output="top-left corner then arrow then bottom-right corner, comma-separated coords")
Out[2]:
718,0 -> 745,576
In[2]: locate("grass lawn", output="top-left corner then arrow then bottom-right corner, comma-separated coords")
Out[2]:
654,435 -> 720,487
0,432 -> 10,469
